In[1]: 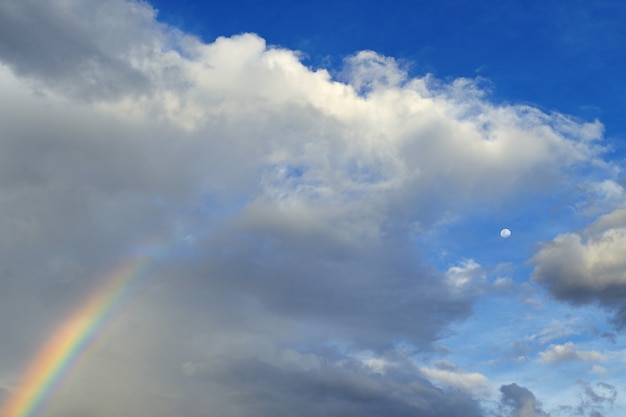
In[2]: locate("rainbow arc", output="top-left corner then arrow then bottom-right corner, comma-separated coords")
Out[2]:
1,256 -> 152,417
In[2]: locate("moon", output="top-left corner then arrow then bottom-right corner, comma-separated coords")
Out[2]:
500,228 -> 511,239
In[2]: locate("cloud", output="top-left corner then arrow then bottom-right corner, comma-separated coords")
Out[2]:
591,365 -> 607,375
420,366 -> 490,395
339,50 -> 408,94
538,342 -> 606,364
557,381 -> 617,417
445,259 -> 485,295
0,0 -> 606,350
172,354 -> 485,417
0,0 -> 160,100
531,206 -> 626,328
500,381 -> 619,417
526,319 -> 581,344
499,383 -> 549,417
0,1 -> 617,416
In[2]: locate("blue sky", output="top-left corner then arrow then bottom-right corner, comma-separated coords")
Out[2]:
1,1 -> 626,416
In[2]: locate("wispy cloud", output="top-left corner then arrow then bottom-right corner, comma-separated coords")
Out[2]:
420,366 -> 490,395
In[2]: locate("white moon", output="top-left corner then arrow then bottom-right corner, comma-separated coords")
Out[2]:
500,228 -> 511,238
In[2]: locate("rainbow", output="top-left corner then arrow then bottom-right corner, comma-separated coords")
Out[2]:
1,255 -> 153,417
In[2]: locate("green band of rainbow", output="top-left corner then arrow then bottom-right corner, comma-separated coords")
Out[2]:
1,255 -> 152,417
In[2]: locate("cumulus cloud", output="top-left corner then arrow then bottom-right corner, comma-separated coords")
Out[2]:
0,0 -> 616,416
538,342 -> 607,364
532,206 -> 626,328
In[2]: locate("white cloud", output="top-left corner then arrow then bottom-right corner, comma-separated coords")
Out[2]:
594,180 -> 625,200
340,50 -> 408,94
538,342 -> 607,363
362,357 -> 390,375
445,259 -> 485,295
420,366 -> 490,395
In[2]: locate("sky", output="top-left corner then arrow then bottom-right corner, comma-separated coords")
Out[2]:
0,1 -> 625,416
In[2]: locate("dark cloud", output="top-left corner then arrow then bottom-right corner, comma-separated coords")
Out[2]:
499,383 -> 549,417
178,356 -> 485,417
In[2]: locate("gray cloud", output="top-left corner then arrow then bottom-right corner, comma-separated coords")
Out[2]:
556,381 -> 617,417
532,207 -> 626,328
0,0 -> 159,100
177,224 -> 476,350
498,381 -> 619,417
500,383 -> 549,417
172,354 -> 485,417
578,382 -> 617,416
